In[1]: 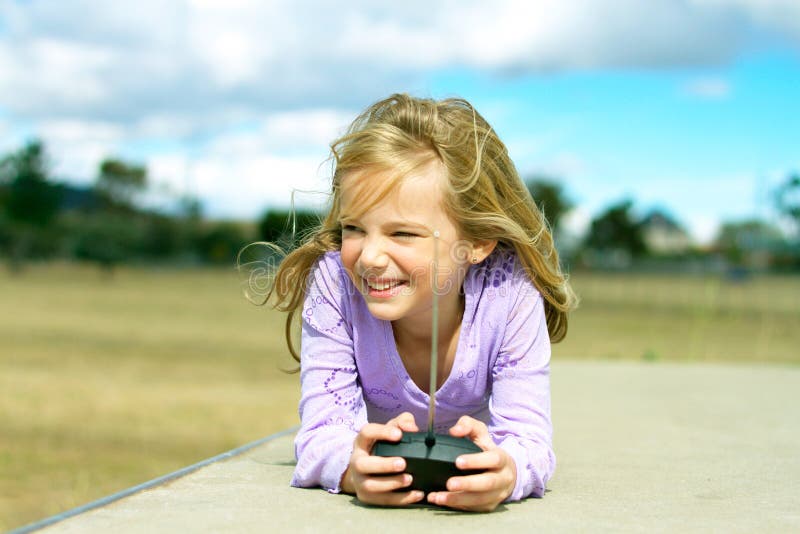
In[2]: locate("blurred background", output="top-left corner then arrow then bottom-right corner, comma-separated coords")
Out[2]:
1,0 -> 799,529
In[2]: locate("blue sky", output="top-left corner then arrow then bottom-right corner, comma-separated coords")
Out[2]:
422,50 -> 800,240
1,1 -> 799,243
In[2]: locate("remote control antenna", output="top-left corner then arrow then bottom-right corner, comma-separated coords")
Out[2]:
426,230 -> 440,448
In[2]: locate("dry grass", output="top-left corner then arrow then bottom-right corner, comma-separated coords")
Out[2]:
1,264 -> 798,529
559,272 -> 800,364
1,263 -> 300,530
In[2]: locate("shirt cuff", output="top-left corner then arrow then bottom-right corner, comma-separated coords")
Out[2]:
323,441 -> 354,494
498,437 -> 546,502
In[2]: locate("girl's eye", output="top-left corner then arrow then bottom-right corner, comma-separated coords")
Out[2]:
393,231 -> 418,239
342,225 -> 363,233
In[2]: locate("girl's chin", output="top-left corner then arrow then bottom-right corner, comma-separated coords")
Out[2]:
362,299 -> 412,322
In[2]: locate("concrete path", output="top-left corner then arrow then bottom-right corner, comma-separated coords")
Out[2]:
23,360 -> 800,533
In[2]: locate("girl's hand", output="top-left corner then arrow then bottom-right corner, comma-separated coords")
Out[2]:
340,412 -> 426,506
427,415 -> 517,512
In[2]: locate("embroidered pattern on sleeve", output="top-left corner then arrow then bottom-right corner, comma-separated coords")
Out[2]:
303,294 -> 345,334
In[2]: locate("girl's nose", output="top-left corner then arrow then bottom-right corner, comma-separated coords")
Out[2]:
359,235 -> 389,270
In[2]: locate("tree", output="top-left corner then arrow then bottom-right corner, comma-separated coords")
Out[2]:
0,140 -> 61,268
715,219 -> 786,269
774,172 -> 800,241
584,199 -> 647,257
195,222 -> 251,264
0,140 -> 60,227
258,209 -> 319,250
95,158 -> 147,210
71,213 -> 143,273
525,177 -> 573,235
178,195 -> 203,221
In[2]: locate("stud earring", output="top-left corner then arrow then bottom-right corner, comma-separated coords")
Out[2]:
471,256 -> 479,264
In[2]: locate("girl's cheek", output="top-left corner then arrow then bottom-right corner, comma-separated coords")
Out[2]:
340,240 -> 359,268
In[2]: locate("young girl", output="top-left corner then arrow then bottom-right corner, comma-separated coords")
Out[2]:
267,94 -> 576,512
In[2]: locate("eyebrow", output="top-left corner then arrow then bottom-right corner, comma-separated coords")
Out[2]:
385,220 -> 430,230
338,216 -> 432,234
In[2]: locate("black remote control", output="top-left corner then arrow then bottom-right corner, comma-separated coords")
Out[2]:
373,432 -> 482,492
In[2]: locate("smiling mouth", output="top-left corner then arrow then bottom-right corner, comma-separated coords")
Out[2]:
367,280 -> 405,290
363,279 -> 408,297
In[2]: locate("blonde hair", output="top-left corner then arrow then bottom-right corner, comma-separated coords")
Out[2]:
265,93 -> 577,364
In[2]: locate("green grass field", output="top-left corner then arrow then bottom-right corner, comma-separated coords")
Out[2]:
1,264 -> 798,530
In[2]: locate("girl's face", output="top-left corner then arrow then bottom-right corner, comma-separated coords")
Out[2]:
338,162 -> 470,329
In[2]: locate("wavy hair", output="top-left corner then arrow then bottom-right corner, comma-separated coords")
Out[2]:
259,93 -> 577,364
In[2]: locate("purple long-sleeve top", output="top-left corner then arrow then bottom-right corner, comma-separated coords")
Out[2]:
290,248 -> 555,501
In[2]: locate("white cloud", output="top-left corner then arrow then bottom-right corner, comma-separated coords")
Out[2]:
0,118 -> 20,152
534,152 -> 589,181
134,115 -> 200,140
1,0 -> 797,221
694,0 -> 800,41
683,77 -> 733,99
36,119 -> 125,181
685,213 -> 722,245
145,108 -> 349,218
188,153 -> 330,218
0,37 -> 113,115
148,153 -> 190,193
149,149 -> 330,219
561,206 -> 592,238
1,0 -> 798,124
261,109 -> 355,152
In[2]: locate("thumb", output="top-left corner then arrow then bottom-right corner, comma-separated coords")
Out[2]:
451,416 -> 494,450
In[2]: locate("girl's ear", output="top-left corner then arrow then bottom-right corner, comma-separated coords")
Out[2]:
471,239 -> 497,263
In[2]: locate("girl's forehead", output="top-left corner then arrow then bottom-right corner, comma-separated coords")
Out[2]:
338,163 -> 447,219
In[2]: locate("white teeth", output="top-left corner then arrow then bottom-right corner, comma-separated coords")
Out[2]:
369,281 -> 400,290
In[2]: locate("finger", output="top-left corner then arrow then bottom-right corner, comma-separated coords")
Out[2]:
354,424 -> 402,451
454,449 -> 503,471
360,473 -> 414,494
452,415 -> 487,434
427,490 -> 500,513
449,416 -> 493,448
446,472 -> 501,494
386,412 -> 419,433
362,489 -> 426,507
353,455 -> 406,476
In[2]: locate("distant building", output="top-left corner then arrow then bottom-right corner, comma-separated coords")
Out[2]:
713,219 -> 790,270
640,210 -> 692,254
